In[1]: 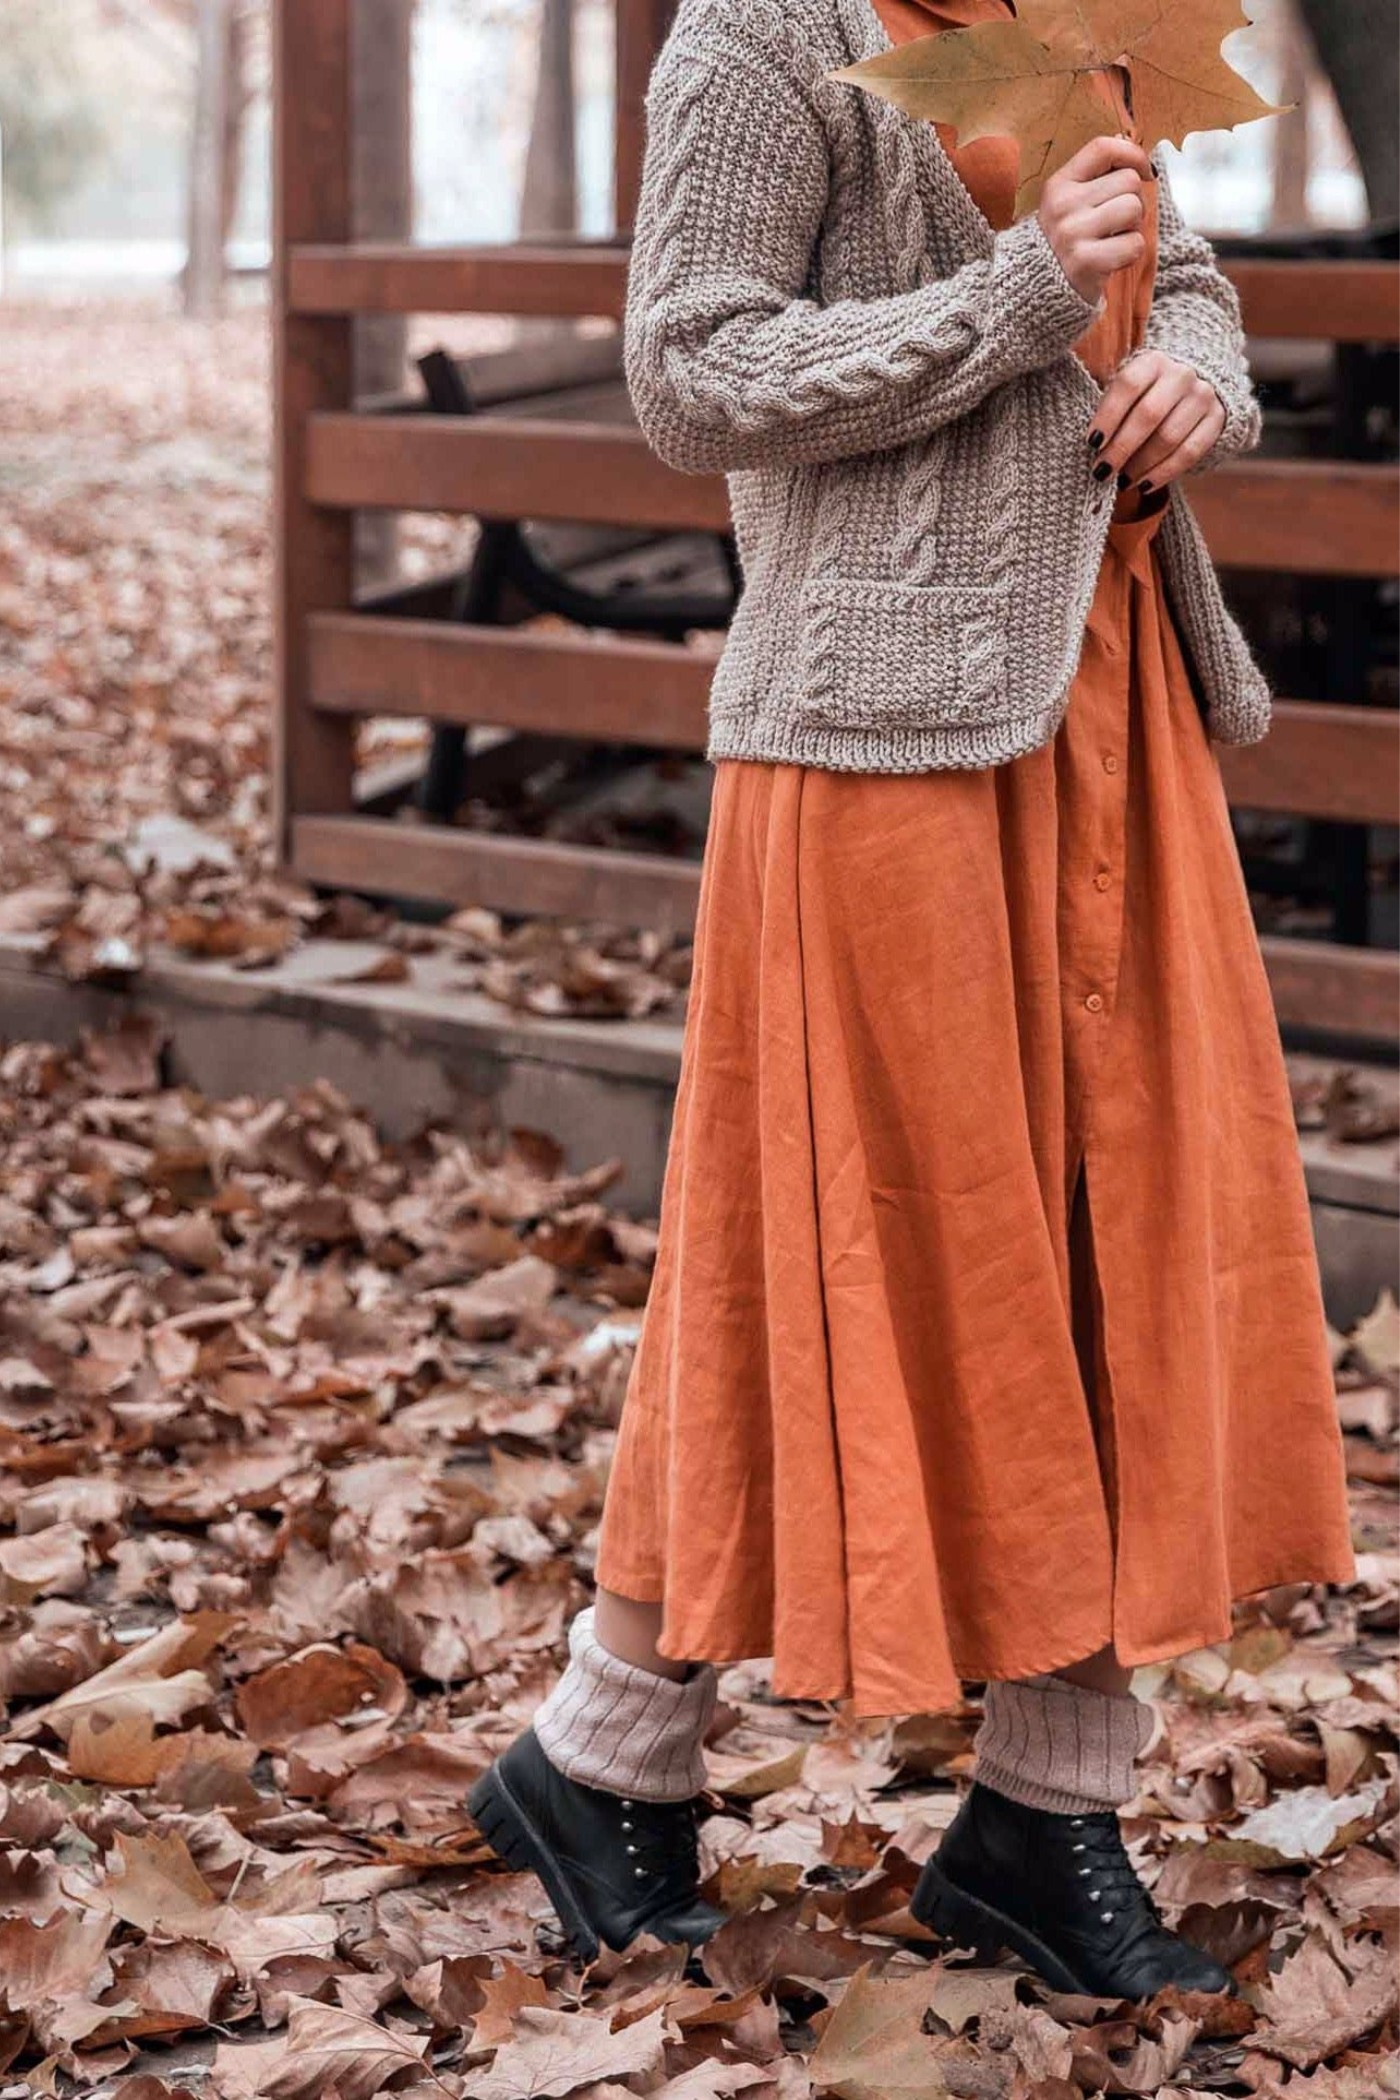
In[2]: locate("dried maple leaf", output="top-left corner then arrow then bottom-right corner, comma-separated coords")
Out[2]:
807,1963 -> 957,2100
462,2003 -> 670,2100
833,0 -> 1283,214
260,1998 -> 430,2100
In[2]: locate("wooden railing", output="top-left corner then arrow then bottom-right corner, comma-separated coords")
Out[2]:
274,0 -> 1400,1040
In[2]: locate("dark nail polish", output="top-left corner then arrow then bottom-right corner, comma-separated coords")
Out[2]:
1138,477 -> 1155,493
1088,428 -> 1104,451
1092,460 -> 1112,482
1117,470 -> 1131,488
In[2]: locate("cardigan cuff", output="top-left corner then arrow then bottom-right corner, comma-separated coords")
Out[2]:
992,210 -> 1104,369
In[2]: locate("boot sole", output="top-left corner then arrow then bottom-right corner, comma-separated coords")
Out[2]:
468,1763 -> 603,1966
911,1859 -> 1086,1994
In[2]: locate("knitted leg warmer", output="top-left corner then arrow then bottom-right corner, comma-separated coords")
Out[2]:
533,1606 -> 718,1804
973,1672 -> 1155,1815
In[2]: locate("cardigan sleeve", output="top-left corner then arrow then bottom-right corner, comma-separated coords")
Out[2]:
624,47 -> 1102,475
1137,157 -> 1262,471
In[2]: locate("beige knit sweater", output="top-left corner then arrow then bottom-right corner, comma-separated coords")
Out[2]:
625,0 -> 1271,772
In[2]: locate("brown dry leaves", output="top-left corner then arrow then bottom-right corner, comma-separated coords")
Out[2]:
0,305 -> 692,1024
833,0 -> 1283,214
0,1017 -> 1395,2096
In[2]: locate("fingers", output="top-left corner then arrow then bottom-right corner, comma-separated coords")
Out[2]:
1090,230 -> 1149,276
1085,191 -> 1147,238
1079,168 -> 1149,213
1088,354 -> 1226,490
1099,374 -> 1182,475
1120,393 -> 1210,479
1128,400 -> 1226,490
1061,134 -> 1154,186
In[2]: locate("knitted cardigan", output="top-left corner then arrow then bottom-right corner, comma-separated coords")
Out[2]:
624,0 -> 1271,772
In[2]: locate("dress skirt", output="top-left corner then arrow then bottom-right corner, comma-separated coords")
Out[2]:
593,491 -> 1356,1717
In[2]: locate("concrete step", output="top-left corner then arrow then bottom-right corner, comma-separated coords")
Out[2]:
2,933 -> 1394,1327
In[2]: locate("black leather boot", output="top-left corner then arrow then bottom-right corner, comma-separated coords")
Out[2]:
911,1783 -> 1234,1999
467,1727 -> 727,1964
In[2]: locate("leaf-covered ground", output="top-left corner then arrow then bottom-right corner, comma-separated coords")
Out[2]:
0,1018 -> 1395,2099
0,303 -> 692,1019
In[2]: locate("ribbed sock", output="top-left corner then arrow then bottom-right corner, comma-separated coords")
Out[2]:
532,1606 -> 718,1803
973,1672 -> 1154,1814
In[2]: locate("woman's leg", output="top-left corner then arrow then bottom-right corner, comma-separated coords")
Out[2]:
468,1592 -> 724,1963
973,1653 -> 1150,1816
531,1595 -> 716,1803
593,1587 -> 691,1683
1052,1642 -> 1131,1698
916,1646 -> 1232,1998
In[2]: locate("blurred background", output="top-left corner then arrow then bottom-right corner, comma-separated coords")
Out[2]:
0,0 -> 1388,299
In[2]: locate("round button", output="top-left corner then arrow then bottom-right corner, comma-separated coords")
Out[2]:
1093,870 -> 1111,892
1102,753 -> 1120,774
1085,992 -> 1104,1013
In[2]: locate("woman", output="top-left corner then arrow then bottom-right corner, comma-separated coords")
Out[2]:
470,0 -> 1354,1998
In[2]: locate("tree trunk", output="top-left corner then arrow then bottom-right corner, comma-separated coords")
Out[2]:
1294,0 -> 1399,223
185,0 -> 232,318
1270,3 -> 1313,230
352,0 -> 415,587
219,4 -> 256,256
521,0 -> 576,237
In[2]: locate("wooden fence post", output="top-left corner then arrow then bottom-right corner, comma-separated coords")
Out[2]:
273,0 -> 356,869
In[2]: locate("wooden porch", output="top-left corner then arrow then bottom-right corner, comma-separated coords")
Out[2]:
274,0 -> 1400,1046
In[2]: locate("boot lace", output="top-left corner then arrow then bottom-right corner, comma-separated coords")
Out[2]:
616,1794 -> 702,1898
1063,1813 -> 1158,1932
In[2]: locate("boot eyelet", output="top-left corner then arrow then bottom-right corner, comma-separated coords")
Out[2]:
1070,1817 -> 1084,1828
621,1798 -> 634,1809
626,1843 -> 638,1854
635,1865 -> 647,1879
1088,1888 -> 1101,1901
620,1820 -> 633,1832
1072,1843 -> 1086,1854
1078,1867 -> 1090,1877
1101,1911 -> 1114,1924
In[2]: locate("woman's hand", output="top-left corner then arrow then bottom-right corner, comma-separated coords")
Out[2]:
1088,351 -> 1227,492
1036,136 -> 1153,309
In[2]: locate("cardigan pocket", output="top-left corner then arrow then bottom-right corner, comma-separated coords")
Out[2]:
796,576 -> 1011,730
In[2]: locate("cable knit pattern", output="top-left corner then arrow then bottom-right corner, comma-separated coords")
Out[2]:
625,0 -> 1272,772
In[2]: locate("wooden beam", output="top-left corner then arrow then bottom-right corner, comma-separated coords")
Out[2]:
288,241 -> 629,319
292,815 -> 704,934
283,246 -> 1398,344
309,615 -> 713,747
1228,259 -> 1400,344
1191,460 -> 1399,577
304,413 -> 731,531
1261,936 -> 1400,1041
305,418 -> 1390,574
1217,701 -> 1400,824
314,624 -> 1400,834
273,0 -> 356,861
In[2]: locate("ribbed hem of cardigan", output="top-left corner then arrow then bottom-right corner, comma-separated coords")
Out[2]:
705,699 -> 1070,776
533,1606 -> 718,1803
973,1673 -> 1155,1814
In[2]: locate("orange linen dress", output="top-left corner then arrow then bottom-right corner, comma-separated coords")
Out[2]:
593,0 -> 1355,1717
